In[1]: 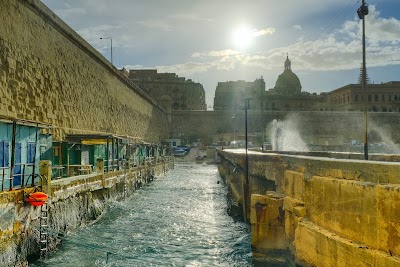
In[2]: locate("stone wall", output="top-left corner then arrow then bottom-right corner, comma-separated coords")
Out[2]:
173,110 -> 400,147
218,150 -> 400,266
0,0 -> 169,141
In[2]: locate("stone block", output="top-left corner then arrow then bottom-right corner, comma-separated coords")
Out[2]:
283,170 -> 304,200
250,194 -> 284,226
293,206 -> 306,217
283,196 -> 304,213
7,57 -> 16,69
251,224 -> 287,250
306,176 -> 379,251
295,220 -> 400,267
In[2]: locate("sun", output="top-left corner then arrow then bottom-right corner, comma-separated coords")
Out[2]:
232,26 -> 254,49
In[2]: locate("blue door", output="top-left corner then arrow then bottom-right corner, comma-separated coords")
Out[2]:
27,143 -> 36,164
0,141 -> 10,189
13,142 -> 22,187
0,141 -> 10,167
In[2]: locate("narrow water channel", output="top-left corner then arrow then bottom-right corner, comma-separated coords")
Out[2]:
32,163 -> 252,266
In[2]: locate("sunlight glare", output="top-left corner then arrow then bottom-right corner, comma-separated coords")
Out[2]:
232,26 -> 254,49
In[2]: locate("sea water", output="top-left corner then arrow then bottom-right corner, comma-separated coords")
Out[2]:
31,163 -> 252,267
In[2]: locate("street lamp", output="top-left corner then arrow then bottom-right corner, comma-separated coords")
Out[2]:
358,1 -> 368,160
100,37 -> 113,65
242,96 -> 251,222
260,76 -> 265,152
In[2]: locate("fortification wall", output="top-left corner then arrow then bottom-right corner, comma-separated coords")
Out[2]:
172,110 -> 400,146
0,0 -> 169,141
218,150 -> 400,266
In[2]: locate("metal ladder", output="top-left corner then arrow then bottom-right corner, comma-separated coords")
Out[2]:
39,202 -> 49,258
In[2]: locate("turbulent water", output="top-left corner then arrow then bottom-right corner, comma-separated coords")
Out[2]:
31,163 -> 252,267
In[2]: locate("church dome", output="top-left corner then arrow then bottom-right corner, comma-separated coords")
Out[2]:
274,55 -> 302,95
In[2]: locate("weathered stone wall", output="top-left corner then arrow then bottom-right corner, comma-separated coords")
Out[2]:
218,150 -> 400,266
173,110 -> 400,146
0,160 -> 174,267
0,0 -> 169,141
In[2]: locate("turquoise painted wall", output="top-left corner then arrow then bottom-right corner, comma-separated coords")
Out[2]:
0,122 -> 49,190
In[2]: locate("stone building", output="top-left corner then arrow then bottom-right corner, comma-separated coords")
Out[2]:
129,69 -> 207,111
322,81 -> 400,112
213,79 -> 265,111
273,55 -> 302,95
265,55 -> 323,111
212,56 -> 323,112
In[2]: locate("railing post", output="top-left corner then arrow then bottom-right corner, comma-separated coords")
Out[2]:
39,160 -> 52,194
9,121 -> 17,191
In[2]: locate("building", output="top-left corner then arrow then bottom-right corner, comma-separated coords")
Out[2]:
128,69 -> 207,111
323,82 -> 400,112
273,54 -> 302,96
265,55 -> 323,111
213,79 -> 265,111
212,55 -> 322,112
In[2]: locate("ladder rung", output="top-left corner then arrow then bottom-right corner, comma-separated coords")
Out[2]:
41,225 -> 48,227
40,232 -> 48,235
40,217 -> 48,219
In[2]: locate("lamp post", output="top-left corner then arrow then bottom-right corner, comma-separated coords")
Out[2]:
100,37 -> 113,65
357,0 -> 368,160
260,76 -> 265,152
243,97 -> 250,222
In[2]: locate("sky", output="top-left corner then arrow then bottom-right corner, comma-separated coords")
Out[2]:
41,0 -> 400,108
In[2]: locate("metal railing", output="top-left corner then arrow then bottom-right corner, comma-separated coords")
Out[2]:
52,165 -> 65,180
0,163 -> 37,192
0,155 -> 175,190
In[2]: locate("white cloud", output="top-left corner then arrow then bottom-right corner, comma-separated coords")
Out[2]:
168,13 -> 213,22
148,4 -> 400,76
54,7 -> 87,18
192,49 -> 241,58
253,28 -> 276,36
293,25 -> 302,30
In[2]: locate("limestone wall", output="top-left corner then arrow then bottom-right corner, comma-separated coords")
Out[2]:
0,0 -> 169,141
173,110 -> 400,147
218,150 -> 400,266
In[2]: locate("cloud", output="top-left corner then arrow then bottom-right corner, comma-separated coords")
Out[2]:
192,49 -> 241,58
123,64 -> 145,70
143,4 -> 400,76
293,25 -> 302,30
168,13 -> 213,22
156,62 -> 215,75
54,7 -> 87,18
137,19 -> 172,32
253,28 -> 276,36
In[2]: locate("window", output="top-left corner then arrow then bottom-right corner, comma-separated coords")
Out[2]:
355,95 -> 359,101
389,95 -> 392,101
375,95 -> 378,101
382,95 -> 385,101
368,95 -> 371,101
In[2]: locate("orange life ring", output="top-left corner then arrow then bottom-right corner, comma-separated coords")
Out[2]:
27,192 -> 48,207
